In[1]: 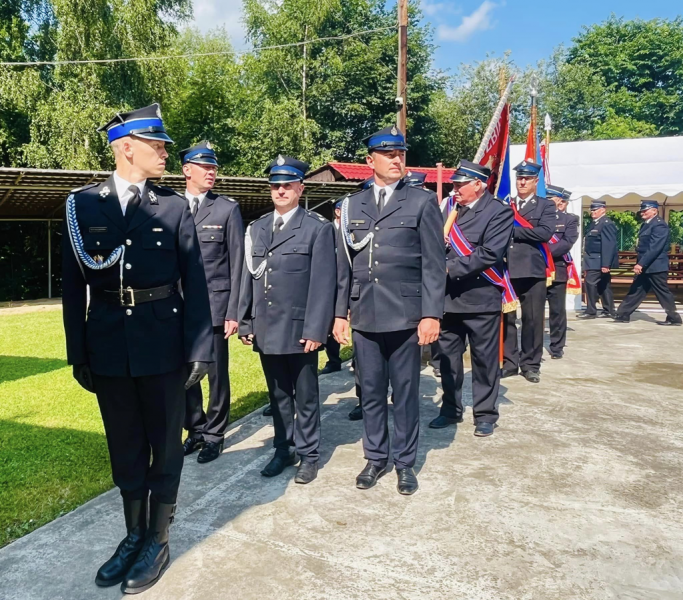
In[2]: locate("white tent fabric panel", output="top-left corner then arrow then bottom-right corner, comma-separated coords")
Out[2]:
509,136 -> 683,202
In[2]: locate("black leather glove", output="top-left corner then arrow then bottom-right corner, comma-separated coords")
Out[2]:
184,361 -> 210,390
73,364 -> 95,393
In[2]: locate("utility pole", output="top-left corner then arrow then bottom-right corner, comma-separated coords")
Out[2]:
397,0 -> 408,135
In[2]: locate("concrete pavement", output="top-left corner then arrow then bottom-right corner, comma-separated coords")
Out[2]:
1,311 -> 683,599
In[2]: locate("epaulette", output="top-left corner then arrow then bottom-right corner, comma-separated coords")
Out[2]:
215,194 -> 236,203
305,209 -> 328,223
70,182 -> 98,194
153,185 -> 183,197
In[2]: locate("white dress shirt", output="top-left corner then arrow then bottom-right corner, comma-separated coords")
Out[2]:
373,179 -> 400,207
516,194 -> 534,211
185,190 -> 208,210
113,172 -> 145,216
273,205 -> 300,231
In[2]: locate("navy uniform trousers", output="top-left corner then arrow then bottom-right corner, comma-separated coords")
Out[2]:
353,329 -> 420,469
185,327 -> 231,443
546,281 -> 567,354
584,271 -> 615,316
503,277 -> 547,373
438,312 -> 501,424
617,272 -> 679,320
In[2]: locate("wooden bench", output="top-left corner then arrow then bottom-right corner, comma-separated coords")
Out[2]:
593,251 -> 683,286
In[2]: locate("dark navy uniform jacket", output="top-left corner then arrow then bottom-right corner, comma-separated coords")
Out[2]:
548,210 -> 579,283
192,191 -> 244,325
62,176 -> 214,378
636,216 -> 670,273
583,215 -> 619,270
238,207 -> 336,355
336,181 -> 446,332
444,191 -> 514,314
507,194 -> 555,279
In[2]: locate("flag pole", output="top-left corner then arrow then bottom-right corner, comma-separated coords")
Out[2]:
544,113 -> 552,184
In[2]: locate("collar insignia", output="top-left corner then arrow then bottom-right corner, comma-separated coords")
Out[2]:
149,190 -> 158,205
99,186 -> 110,198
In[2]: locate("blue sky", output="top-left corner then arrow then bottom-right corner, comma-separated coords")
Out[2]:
191,0 -> 682,72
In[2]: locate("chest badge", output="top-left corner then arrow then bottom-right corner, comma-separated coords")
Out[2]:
99,186 -> 110,199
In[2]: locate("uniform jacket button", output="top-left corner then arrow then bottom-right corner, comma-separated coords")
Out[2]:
125,263 -> 131,270
156,241 -> 162,246
126,309 -> 132,316
126,239 -> 132,246
268,252 -> 273,257
375,226 -> 380,231
374,278 -> 379,283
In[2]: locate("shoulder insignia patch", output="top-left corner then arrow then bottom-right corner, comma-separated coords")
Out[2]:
70,182 -> 99,194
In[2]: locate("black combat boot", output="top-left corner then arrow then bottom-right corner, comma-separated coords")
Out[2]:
121,499 -> 175,594
95,496 -> 148,587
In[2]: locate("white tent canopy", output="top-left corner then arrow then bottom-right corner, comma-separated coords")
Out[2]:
510,136 -> 683,208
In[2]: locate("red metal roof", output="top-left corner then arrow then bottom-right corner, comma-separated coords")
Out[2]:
327,162 -> 456,184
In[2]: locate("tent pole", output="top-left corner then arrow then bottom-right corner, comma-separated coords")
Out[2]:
47,220 -> 52,299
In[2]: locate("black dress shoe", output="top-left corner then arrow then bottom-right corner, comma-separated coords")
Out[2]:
121,500 -> 175,594
522,370 -> 541,383
433,368 -> 441,379
577,313 -> 597,320
657,316 -> 682,326
599,312 -> 616,318
320,362 -> 342,374
262,404 -> 273,417
501,368 -> 518,378
396,468 -> 418,495
356,461 -> 388,490
550,352 -> 563,360
348,403 -> 363,421
613,315 -> 630,323
96,497 -> 147,587
261,452 -> 297,477
428,415 -> 463,429
474,422 -> 495,437
197,440 -> 224,464
182,437 -> 203,456
294,461 -> 318,484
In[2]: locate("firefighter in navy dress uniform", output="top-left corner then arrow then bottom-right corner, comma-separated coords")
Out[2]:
580,200 -> 619,319
61,104 -> 214,594
615,200 -> 682,326
238,155 -> 336,484
502,161 -> 555,384
545,185 -> 579,358
180,141 -> 245,464
428,161 -> 514,437
333,126 -> 446,495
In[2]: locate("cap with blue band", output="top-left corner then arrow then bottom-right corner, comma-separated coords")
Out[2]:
97,103 -> 173,144
363,126 -> 408,152
265,155 -> 310,183
179,141 -> 218,166
450,159 -> 491,183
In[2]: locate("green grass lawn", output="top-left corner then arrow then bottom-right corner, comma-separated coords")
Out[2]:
0,309 -> 351,548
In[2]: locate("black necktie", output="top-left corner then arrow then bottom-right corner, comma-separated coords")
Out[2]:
457,204 -> 469,219
274,216 -> 284,232
191,197 -> 199,219
378,188 -> 387,213
125,186 -> 141,225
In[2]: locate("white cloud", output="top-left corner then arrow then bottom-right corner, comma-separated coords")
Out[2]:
191,0 -> 248,50
437,1 -> 499,43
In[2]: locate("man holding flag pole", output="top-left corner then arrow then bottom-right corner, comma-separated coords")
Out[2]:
502,82 -> 556,383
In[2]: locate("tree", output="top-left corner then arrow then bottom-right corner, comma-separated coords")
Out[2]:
568,16 -> 683,136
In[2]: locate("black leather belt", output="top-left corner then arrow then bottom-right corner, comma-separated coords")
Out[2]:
93,284 -> 177,307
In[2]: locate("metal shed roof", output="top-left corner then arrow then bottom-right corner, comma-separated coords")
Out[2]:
0,168 -> 357,220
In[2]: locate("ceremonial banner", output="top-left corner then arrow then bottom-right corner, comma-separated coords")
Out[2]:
446,197 -> 519,313
479,103 -> 510,196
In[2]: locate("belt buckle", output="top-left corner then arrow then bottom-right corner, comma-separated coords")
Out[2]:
120,286 -> 135,307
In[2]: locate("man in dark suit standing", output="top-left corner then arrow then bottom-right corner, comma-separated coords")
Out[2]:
321,199 -> 344,375
180,141 -> 244,464
428,161 -> 513,437
503,161 -> 555,383
62,104 -> 213,593
615,200 -> 682,326
580,200 -> 619,319
238,155 -> 336,484
334,126 -> 446,495
545,185 -> 579,359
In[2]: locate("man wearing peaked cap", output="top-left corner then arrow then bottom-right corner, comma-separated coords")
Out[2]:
545,184 -> 579,359
180,141 -> 245,464
502,160 -> 556,384
238,154 -> 336,484
334,126 -> 446,495
615,201 -> 682,325
62,104 -> 213,593
428,159 -> 514,437
404,170 -> 427,187
581,199 -> 619,319
321,198 -> 344,376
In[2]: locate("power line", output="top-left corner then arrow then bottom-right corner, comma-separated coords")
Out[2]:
0,25 -> 396,68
